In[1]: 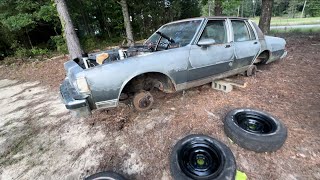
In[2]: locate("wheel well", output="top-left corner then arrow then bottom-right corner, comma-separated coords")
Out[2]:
121,72 -> 176,95
255,50 -> 270,64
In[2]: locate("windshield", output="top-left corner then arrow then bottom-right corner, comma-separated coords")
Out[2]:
145,20 -> 202,48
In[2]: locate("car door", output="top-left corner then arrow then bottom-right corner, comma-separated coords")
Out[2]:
188,19 -> 234,81
230,19 -> 261,69
187,19 -> 234,82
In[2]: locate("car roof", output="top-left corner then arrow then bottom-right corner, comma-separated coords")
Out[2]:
165,16 -> 249,25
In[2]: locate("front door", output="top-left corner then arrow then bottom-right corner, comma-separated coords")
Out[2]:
188,20 -> 234,82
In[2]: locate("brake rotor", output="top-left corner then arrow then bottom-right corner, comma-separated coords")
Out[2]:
133,91 -> 154,111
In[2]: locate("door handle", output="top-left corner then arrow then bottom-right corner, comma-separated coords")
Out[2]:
254,42 -> 258,44
225,44 -> 231,48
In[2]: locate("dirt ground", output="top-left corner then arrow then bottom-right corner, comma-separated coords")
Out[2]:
0,33 -> 319,180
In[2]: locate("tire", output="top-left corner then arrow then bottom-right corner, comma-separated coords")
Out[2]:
224,108 -> 287,153
170,134 -> 236,180
85,171 -> 127,180
133,91 -> 154,111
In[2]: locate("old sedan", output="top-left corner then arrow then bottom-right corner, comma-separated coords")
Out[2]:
60,17 -> 287,116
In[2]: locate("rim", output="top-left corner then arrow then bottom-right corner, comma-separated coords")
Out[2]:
234,111 -> 277,134
138,94 -> 153,109
178,139 -> 224,179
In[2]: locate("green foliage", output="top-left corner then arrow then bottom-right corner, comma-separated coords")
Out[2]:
0,0 -> 59,57
13,47 -> 49,59
0,0 -> 58,32
80,36 -> 122,52
270,27 -> 320,34
2,13 -> 35,31
81,36 -> 97,52
305,0 -> 320,17
50,35 -> 67,53
179,0 -> 201,19
14,47 -> 31,58
0,0 -> 319,60
223,0 -> 242,16
127,0 -> 201,38
252,17 -> 320,26
36,4 -> 59,22
30,47 -> 49,57
287,0 -> 301,18
273,0 -> 290,16
201,0 -> 260,17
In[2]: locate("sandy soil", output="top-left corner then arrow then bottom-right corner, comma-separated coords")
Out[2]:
0,33 -> 319,180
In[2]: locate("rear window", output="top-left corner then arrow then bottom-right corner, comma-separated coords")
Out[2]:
250,21 -> 264,39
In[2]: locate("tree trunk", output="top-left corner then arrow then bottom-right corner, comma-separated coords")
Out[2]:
208,1 -> 211,16
55,0 -> 83,59
259,0 -> 273,34
301,0 -> 307,18
25,29 -> 33,49
214,0 -> 223,16
241,1 -> 244,17
119,0 -> 134,46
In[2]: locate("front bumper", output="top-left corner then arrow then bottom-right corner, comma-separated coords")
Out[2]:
60,79 -> 92,117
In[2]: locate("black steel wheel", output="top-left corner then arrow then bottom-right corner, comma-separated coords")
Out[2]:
224,108 -> 287,152
85,171 -> 127,180
170,134 -> 236,180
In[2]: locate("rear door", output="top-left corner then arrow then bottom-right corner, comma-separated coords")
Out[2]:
230,19 -> 260,69
188,19 -> 234,81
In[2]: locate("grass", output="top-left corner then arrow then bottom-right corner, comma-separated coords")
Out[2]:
270,27 -> 320,34
251,16 -> 320,26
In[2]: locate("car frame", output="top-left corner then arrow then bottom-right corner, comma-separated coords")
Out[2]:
60,16 -> 287,116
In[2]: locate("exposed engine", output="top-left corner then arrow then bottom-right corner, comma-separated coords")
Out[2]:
74,45 -> 153,69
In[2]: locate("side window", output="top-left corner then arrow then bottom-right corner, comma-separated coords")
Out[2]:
247,22 -> 257,40
200,20 -> 227,44
251,21 -> 264,39
231,20 -> 251,42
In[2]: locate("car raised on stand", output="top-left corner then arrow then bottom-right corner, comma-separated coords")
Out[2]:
60,17 -> 287,116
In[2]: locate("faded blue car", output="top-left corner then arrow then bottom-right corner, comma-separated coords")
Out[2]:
60,17 -> 287,116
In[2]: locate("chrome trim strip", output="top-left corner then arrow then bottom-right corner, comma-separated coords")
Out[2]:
188,60 -> 233,70
176,65 -> 250,91
95,99 -> 118,109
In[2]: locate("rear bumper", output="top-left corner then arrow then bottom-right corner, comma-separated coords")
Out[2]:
280,50 -> 287,59
60,79 -> 91,117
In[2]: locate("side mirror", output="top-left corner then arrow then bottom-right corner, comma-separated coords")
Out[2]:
198,39 -> 216,47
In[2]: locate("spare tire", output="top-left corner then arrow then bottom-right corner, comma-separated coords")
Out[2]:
170,134 -> 236,180
224,108 -> 287,152
85,171 -> 127,180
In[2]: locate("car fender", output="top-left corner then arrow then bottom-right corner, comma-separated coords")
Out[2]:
264,36 -> 286,63
117,71 -> 177,100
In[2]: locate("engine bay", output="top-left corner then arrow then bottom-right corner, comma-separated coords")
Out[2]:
74,45 -> 154,69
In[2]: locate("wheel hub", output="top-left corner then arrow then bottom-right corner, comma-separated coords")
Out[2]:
133,91 -> 154,111
138,95 -> 152,108
178,140 -> 224,178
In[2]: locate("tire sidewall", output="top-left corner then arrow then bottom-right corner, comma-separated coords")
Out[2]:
224,108 -> 287,152
85,171 -> 127,180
